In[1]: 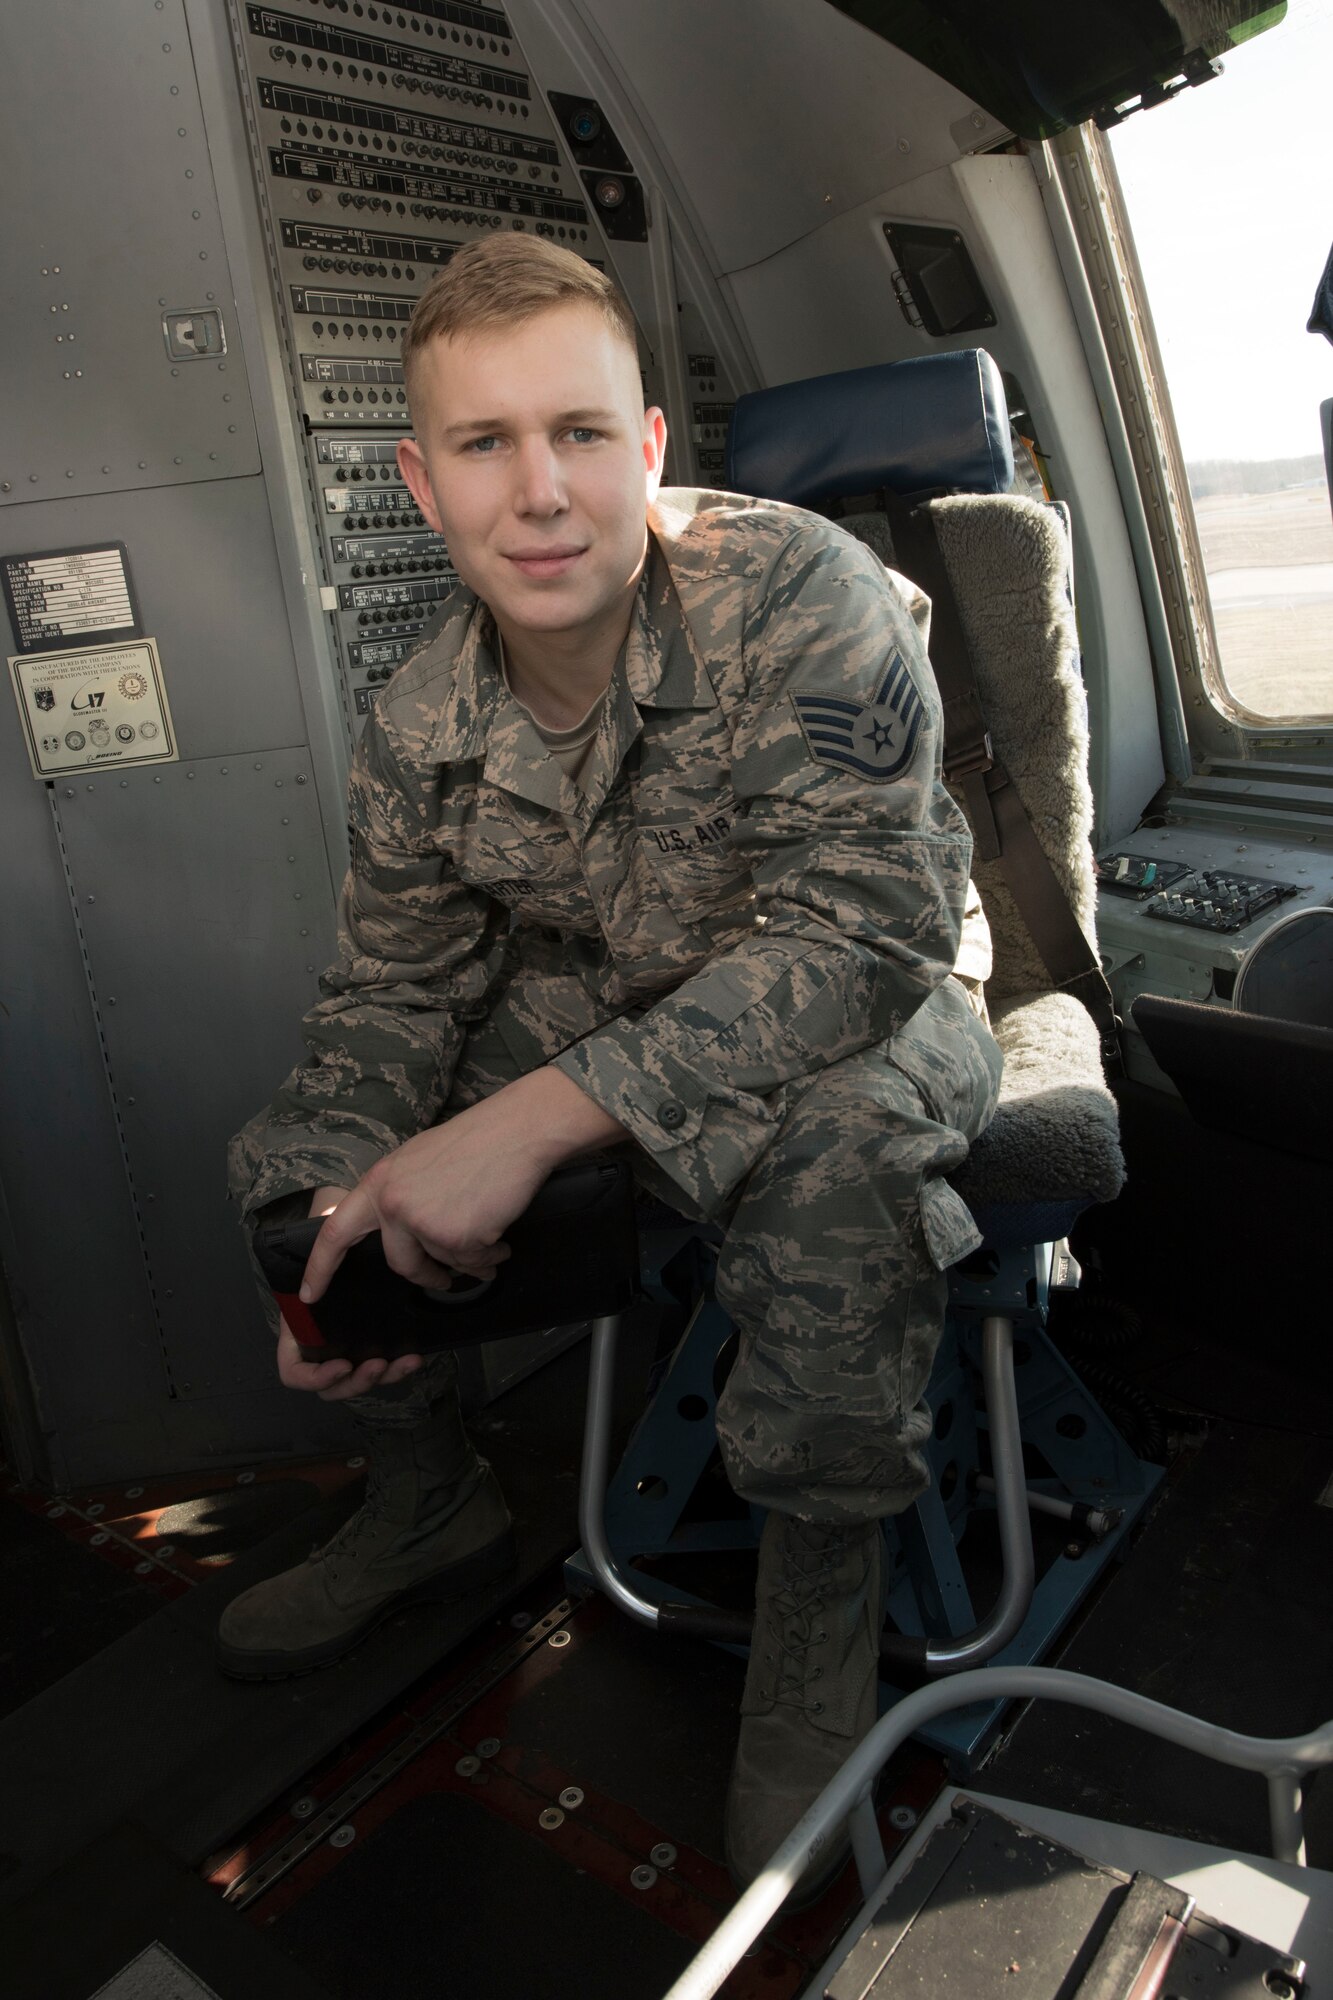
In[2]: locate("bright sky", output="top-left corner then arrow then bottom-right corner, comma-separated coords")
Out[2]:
1108,0 -> 1333,462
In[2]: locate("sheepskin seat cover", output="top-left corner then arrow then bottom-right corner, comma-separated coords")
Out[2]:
848,490 -> 1126,1221
952,992 -> 1124,1210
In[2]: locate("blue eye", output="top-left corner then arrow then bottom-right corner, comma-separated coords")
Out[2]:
467,435 -> 499,454
567,428 -> 599,444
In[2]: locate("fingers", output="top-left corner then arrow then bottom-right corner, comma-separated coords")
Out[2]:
276,1319 -> 422,1401
299,1184 -> 378,1302
377,1221 -> 511,1289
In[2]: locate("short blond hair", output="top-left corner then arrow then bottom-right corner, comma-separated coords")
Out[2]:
401,236 -> 638,410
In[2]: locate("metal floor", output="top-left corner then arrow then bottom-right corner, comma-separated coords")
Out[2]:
1,1305 -> 1330,2000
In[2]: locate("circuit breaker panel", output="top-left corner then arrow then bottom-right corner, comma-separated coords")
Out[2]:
226,0 -> 696,736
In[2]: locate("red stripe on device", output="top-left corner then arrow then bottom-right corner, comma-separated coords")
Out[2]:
275,1291 -> 329,1352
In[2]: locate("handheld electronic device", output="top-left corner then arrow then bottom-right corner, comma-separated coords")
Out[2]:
253,1157 -> 640,1363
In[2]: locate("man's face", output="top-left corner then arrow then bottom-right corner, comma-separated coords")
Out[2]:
397,303 -> 667,658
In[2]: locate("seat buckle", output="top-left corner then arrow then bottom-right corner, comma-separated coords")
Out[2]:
944,732 -> 994,784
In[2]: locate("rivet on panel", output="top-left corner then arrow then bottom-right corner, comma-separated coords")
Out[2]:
138,461 -> 147,469
173,456 -> 183,465
275,779 -> 284,788
295,774 -> 307,784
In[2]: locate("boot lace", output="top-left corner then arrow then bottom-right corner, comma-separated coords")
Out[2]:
314,1464 -> 391,1577
759,1521 -> 847,1714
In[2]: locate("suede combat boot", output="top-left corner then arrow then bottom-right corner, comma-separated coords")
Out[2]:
216,1397 -> 515,1679
724,1512 -> 883,1900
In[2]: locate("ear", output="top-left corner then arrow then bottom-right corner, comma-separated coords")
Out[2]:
642,406 -> 668,504
397,435 -> 445,536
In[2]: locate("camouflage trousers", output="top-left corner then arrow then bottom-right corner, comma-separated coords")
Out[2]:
262,978 -> 1001,1519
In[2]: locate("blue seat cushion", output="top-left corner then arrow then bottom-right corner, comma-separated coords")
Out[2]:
725,349 -> 1013,508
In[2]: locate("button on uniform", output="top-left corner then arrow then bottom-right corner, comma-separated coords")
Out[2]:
656,1100 -> 686,1130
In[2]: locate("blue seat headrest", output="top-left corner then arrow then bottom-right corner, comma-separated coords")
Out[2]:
724,349 -> 1013,508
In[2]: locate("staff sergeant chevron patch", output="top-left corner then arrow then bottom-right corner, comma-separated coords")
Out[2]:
790,652 -> 925,782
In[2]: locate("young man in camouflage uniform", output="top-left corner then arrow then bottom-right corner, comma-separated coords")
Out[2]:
221,236 -> 1001,1889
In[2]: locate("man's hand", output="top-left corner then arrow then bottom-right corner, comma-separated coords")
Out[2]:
274,1184 -> 426,1402
299,1067 -> 626,1307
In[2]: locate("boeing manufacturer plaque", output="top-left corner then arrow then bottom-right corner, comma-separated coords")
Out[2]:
8,638 -> 178,779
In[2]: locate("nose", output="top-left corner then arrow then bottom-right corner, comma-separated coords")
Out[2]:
512,435 -> 568,518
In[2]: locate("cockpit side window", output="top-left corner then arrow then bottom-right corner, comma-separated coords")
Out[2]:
1106,0 -> 1333,728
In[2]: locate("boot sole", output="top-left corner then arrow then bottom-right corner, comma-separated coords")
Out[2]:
215,1527 -> 519,1681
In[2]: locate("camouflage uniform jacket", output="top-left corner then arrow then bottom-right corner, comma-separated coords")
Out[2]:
230,488 -> 991,1220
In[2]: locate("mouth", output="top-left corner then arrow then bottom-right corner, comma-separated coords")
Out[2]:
504,546 -> 586,580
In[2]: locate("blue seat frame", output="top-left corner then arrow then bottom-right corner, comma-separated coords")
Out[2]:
566,1220 -> 1162,1772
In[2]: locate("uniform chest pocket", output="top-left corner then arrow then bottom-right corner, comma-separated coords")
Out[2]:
639,807 -> 754,927
454,816 -> 580,904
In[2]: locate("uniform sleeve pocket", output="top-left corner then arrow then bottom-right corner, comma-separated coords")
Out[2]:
918,1177 -> 982,1272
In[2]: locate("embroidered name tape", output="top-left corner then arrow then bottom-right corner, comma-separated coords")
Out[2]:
791,653 -> 924,782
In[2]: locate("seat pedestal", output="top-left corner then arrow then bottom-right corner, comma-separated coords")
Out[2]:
566,1238 -> 1163,1771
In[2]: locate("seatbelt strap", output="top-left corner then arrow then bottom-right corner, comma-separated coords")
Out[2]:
885,499 -> 1122,1075
884,501 -> 1003,863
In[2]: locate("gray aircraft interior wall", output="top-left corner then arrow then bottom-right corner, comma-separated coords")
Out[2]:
0,0 -> 1168,1490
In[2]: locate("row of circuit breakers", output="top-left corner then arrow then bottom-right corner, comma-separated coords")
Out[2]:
230,1 -> 736,730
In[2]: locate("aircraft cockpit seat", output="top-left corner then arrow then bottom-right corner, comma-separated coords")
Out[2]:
573,353 -> 1162,1753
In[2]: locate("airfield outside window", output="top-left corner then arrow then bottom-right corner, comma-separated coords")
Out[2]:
1107,0 -> 1333,725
